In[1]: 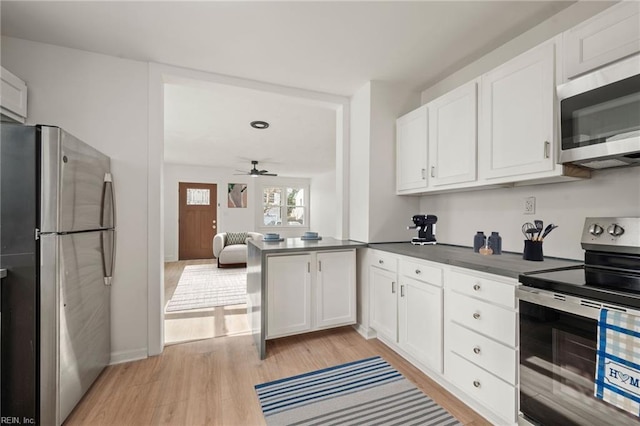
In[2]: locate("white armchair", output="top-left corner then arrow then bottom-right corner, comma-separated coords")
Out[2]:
213,232 -> 263,268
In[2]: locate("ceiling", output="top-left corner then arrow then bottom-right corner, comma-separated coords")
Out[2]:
1,1 -> 576,177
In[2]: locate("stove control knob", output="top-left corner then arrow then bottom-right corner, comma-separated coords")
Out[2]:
588,224 -> 604,236
607,224 -> 625,237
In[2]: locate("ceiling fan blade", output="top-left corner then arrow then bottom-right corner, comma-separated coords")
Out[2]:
261,173 -> 278,176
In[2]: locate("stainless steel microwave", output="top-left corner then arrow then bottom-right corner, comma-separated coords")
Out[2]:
557,55 -> 640,169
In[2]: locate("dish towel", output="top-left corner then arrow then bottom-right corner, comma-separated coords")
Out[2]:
595,308 -> 640,417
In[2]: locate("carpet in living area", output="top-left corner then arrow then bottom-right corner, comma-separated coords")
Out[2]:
165,263 -> 247,312
255,356 -> 461,426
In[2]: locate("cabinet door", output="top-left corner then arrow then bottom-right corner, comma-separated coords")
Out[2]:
399,277 -> 443,373
316,250 -> 356,329
564,2 -> 640,79
480,41 -> 555,179
1,67 -> 28,123
428,79 -> 477,186
267,254 -> 312,338
396,105 -> 428,192
369,266 -> 398,342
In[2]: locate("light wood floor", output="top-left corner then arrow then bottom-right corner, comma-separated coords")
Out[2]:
65,260 -> 491,425
66,327 -> 491,425
164,259 -> 250,345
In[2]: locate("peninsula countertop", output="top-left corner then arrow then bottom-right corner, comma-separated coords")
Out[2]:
249,237 -> 366,253
368,242 -> 581,279
247,237 -> 365,359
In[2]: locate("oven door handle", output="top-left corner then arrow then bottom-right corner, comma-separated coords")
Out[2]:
517,286 -> 602,320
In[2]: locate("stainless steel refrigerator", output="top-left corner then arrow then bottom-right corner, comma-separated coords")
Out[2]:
1,124 -> 115,425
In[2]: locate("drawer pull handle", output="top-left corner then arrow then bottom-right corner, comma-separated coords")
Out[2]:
379,259 -> 384,264
473,380 -> 481,388
401,284 -> 405,297
473,346 -> 481,354
415,269 -> 421,275
473,284 -> 481,291
392,282 -> 396,294
473,312 -> 481,320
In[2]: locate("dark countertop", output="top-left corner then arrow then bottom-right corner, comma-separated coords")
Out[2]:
368,242 -> 582,279
249,237 -> 366,254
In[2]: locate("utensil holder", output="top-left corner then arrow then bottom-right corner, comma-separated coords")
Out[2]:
523,240 -> 543,261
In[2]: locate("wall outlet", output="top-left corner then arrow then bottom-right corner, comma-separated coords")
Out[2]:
524,197 -> 536,215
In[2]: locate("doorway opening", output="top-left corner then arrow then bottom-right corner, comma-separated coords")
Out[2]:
166,181 -> 249,345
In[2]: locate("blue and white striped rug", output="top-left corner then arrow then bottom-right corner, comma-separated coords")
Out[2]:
255,356 -> 461,426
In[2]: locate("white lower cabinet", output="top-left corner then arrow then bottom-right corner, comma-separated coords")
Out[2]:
267,249 -> 356,339
369,255 -> 398,342
316,250 -> 356,328
369,251 -> 443,373
368,252 -> 520,424
398,276 -> 443,373
445,268 -> 518,424
446,351 -> 517,423
267,254 -> 312,338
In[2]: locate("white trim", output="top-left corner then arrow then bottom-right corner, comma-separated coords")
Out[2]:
147,62 -> 351,354
109,347 -> 150,365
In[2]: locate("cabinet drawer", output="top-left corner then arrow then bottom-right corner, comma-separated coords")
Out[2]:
369,251 -> 398,273
448,322 -> 517,385
448,270 -> 515,308
400,258 -> 442,287
446,352 -> 516,424
448,291 -> 516,347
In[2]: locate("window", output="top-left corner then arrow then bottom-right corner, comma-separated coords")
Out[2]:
262,186 -> 307,227
186,188 -> 210,205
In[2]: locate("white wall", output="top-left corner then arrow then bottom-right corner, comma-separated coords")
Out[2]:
349,81 -> 420,243
349,83 -> 372,242
420,167 -> 640,260
369,81 -> 421,242
2,36 -> 150,363
415,1 -> 639,260
310,171 -> 337,238
420,1 -> 615,103
164,163 -> 324,261
163,163 -> 256,261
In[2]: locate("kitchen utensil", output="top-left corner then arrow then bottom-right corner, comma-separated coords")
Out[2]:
522,223 -> 535,240
541,224 -> 558,240
535,220 -> 544,240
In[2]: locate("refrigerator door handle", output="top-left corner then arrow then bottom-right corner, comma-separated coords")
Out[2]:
101,230 -> 116,286
101,173 -> 116,228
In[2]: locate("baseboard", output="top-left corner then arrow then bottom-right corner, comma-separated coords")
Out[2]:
352,323 -> 377,340
109,347 -> 149,365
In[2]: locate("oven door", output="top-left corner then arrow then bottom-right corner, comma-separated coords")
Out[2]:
518,287 -> 639,426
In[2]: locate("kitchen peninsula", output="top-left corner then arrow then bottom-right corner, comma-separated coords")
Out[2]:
247,237 -> 366,359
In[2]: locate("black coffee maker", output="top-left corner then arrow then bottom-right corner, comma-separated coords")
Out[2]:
407,214 -> 437,245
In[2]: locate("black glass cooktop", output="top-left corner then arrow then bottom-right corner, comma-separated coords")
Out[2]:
519,265 -> 640,309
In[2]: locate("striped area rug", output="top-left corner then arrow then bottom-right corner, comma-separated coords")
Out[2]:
255,356 -> 461,426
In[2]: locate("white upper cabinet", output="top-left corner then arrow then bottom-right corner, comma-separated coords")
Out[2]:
396,105 -> 428,192
1,66 -> 28,123
564,2 -> 640,80
479,40 -> 555,180
428,79 -> 478,186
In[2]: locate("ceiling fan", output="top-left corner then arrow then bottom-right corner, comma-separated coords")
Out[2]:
235,160 -> 277,177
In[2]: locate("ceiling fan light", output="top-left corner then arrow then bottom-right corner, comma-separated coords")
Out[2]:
250,120 -> 269,129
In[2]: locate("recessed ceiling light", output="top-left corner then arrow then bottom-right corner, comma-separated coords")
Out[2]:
250,120 -> 269,129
